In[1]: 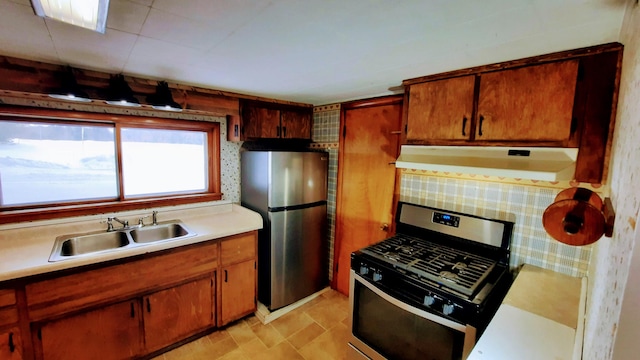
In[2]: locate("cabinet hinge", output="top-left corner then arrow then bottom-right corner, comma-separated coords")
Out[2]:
37,328 -> 42,340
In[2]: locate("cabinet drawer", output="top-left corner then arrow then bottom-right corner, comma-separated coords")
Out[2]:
220,233 -> 256,265
26,241 -> 218,321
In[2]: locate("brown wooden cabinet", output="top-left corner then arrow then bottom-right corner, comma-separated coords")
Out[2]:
476,60 -> 578,142
218,232 -> 257,326
402,43 -> 623,183
38,300 -> 141,360
407,75 -> 475,142
406,60 -> 578,144
238,100 -> 312,141
8,231 -> 258,360
0,289 -> 22,360
143,276 -> 215,353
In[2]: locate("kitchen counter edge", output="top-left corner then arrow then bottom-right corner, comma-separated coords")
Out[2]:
0,202 -> 263,283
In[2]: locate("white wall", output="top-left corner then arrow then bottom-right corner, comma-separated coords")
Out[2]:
584,1 -> 640,358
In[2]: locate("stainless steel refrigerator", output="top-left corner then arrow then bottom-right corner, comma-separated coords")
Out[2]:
241,150 -> 328,311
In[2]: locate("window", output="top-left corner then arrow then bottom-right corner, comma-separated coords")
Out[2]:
120,127 -> 208,197
0,121 -> 117,206
0,108 -> 221,223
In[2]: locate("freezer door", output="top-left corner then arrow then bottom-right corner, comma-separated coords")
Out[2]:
268,152 -> 328,208
267,204 -> 327,310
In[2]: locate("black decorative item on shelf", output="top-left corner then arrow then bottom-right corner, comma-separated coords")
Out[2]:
48,66 -> 91,102
146,81 -> 182,111
106,74 -> 141,107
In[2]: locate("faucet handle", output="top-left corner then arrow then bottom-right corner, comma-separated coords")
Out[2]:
138,214 -> 151,226
102,217 -> 115,232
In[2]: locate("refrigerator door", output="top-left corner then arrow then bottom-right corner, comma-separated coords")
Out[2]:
266,204 -> 327,310
268,152 -> 328,208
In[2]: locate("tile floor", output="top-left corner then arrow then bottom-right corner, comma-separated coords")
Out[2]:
152,290 -> 352,360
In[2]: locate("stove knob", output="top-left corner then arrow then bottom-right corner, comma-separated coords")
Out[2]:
372,271 -> 383,282
359,266 -> 369,276
423,295 -> 436,307
443,303 -> 455,316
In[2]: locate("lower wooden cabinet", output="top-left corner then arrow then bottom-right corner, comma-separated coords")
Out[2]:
221,260 -> 256,325
3,231 -> 258,360
219,233 -> 257,326
0,327 -> 23,360
38,300 -> 141,360
143,276 -> 215,353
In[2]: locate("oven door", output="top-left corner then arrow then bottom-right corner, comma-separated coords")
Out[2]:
349,270 -> 476,360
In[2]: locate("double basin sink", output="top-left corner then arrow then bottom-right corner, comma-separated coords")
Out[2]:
49,221 -> 196,262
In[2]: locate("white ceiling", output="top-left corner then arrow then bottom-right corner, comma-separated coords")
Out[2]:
0,0 -> 628,105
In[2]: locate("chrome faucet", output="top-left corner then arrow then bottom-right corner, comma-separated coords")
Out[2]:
136,211 -> 158,227
106,217 -> 128,231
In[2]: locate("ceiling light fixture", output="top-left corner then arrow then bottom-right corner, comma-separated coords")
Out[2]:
48,66 -> 92,102
106,74 -> 141,107
146,81 -> 182,112
30,0 -> 110,33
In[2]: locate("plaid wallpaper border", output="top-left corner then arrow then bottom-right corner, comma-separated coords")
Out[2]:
400,173 -> 592,277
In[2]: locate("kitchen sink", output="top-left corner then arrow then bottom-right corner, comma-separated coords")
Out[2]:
49,221 -> 196,262
58,231 -> 130,257
130,223 -> 192,243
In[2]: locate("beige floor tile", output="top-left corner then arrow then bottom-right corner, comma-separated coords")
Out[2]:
270,310 -> 315,338
207,329 -> 232,344
239,338 -> 270,358
259,341 -> 305,360
250,322 -> 286,348
218,348 -> 251,360
162,336 -> 212,360
227,320 -> 259,345
304,298 -> 349,330
298,322 -> 351,360
244,315 -> 261,327
286,322 -> 326,350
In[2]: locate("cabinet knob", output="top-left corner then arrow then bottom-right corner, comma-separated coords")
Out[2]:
462,117 -> 467,136
380,223 -> 389,231
478,115 -> 485,136
225,269 -> 228,282
8,332 -> 15,353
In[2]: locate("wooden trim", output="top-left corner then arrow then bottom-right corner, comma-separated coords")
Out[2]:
402,42 -> 623,86
331,105 -> 348,290
0,55 -> 312,112
341,94 -> 404,109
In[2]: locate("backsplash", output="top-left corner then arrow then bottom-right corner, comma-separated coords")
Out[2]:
311,104 -> 340,281
399,172 -> 593,277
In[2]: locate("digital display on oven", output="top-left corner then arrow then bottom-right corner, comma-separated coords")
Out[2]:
433,212 -> 460,227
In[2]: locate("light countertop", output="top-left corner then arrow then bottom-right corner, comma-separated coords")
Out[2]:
468,264 -> 586,360
0,201 -> 263,282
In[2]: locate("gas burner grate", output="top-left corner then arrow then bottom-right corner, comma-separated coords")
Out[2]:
361,234 -> 496,296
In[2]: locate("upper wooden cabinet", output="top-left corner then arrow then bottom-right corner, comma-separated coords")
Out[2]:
233,100 -> 312,141
407,75 -> 475,141
406,60 -> 579,144
476,60 -> 578,141
402,43 -> 623,183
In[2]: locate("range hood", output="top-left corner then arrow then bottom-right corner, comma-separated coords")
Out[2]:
395,145 -> 578,181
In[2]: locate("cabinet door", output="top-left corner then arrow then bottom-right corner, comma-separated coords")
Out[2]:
0,327 -> 22,360
406,76 -> 475,141
242,105 -> 280,139
281,109 -> 312,139
143,276 -> 214,353
38,300 -> 141,360
477,60 -> 579,141
220,261 -> 256,326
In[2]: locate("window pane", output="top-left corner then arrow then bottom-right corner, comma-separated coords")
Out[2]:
121,128 -> 207,197
0,121 -> 118,206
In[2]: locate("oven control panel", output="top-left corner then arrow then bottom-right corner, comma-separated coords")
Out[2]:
432,212 -> 460,228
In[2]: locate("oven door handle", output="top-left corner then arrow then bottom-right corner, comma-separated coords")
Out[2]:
352,271 -> 468,332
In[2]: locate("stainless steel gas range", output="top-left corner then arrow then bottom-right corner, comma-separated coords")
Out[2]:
348,202 -> 514,360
